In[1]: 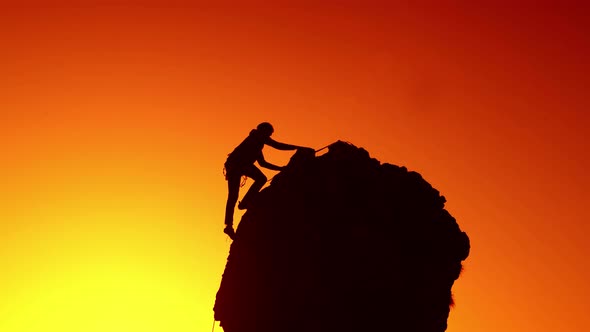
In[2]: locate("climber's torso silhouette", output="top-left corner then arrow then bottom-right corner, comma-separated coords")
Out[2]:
225,130 -> 268,173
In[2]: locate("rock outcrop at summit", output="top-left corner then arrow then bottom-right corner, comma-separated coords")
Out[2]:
214,141 -> 470,332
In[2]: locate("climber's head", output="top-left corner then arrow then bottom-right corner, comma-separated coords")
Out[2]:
256,122 -> 274,137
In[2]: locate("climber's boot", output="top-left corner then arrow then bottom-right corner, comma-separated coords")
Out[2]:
223,225 -> 236,240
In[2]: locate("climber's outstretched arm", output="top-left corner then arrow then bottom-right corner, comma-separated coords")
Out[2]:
266,138 -> 301,151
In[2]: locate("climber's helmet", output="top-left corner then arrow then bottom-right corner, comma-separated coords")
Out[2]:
257,122 -> 274,137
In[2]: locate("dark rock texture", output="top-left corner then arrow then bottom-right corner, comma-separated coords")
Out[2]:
214,141 -> 470,332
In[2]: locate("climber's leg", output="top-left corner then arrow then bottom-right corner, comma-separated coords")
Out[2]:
224,171 -> 241,228
238,165 -> 267,210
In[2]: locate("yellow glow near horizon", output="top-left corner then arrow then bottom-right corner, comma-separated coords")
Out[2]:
1,165 -> 227,332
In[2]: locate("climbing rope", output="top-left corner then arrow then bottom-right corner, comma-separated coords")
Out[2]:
315,144 -> 331,153
222,166 -> 247,187
315,141 -> 355,153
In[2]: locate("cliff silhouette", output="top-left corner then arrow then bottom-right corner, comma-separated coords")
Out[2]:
214,141 -> 470,332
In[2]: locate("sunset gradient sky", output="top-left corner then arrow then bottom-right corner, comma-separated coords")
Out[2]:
1,2 -> 589,331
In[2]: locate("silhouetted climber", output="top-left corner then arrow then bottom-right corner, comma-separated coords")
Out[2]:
223,122 -> 308,240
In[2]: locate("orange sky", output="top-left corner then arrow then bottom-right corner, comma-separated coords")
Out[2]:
1,2 -> 589,331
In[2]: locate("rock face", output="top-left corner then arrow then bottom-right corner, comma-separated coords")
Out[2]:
214,141 -> 470,332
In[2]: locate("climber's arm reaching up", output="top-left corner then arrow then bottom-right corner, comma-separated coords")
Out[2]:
265,138 -> 301,151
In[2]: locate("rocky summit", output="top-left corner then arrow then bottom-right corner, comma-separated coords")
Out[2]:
214,141 -> 470,332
